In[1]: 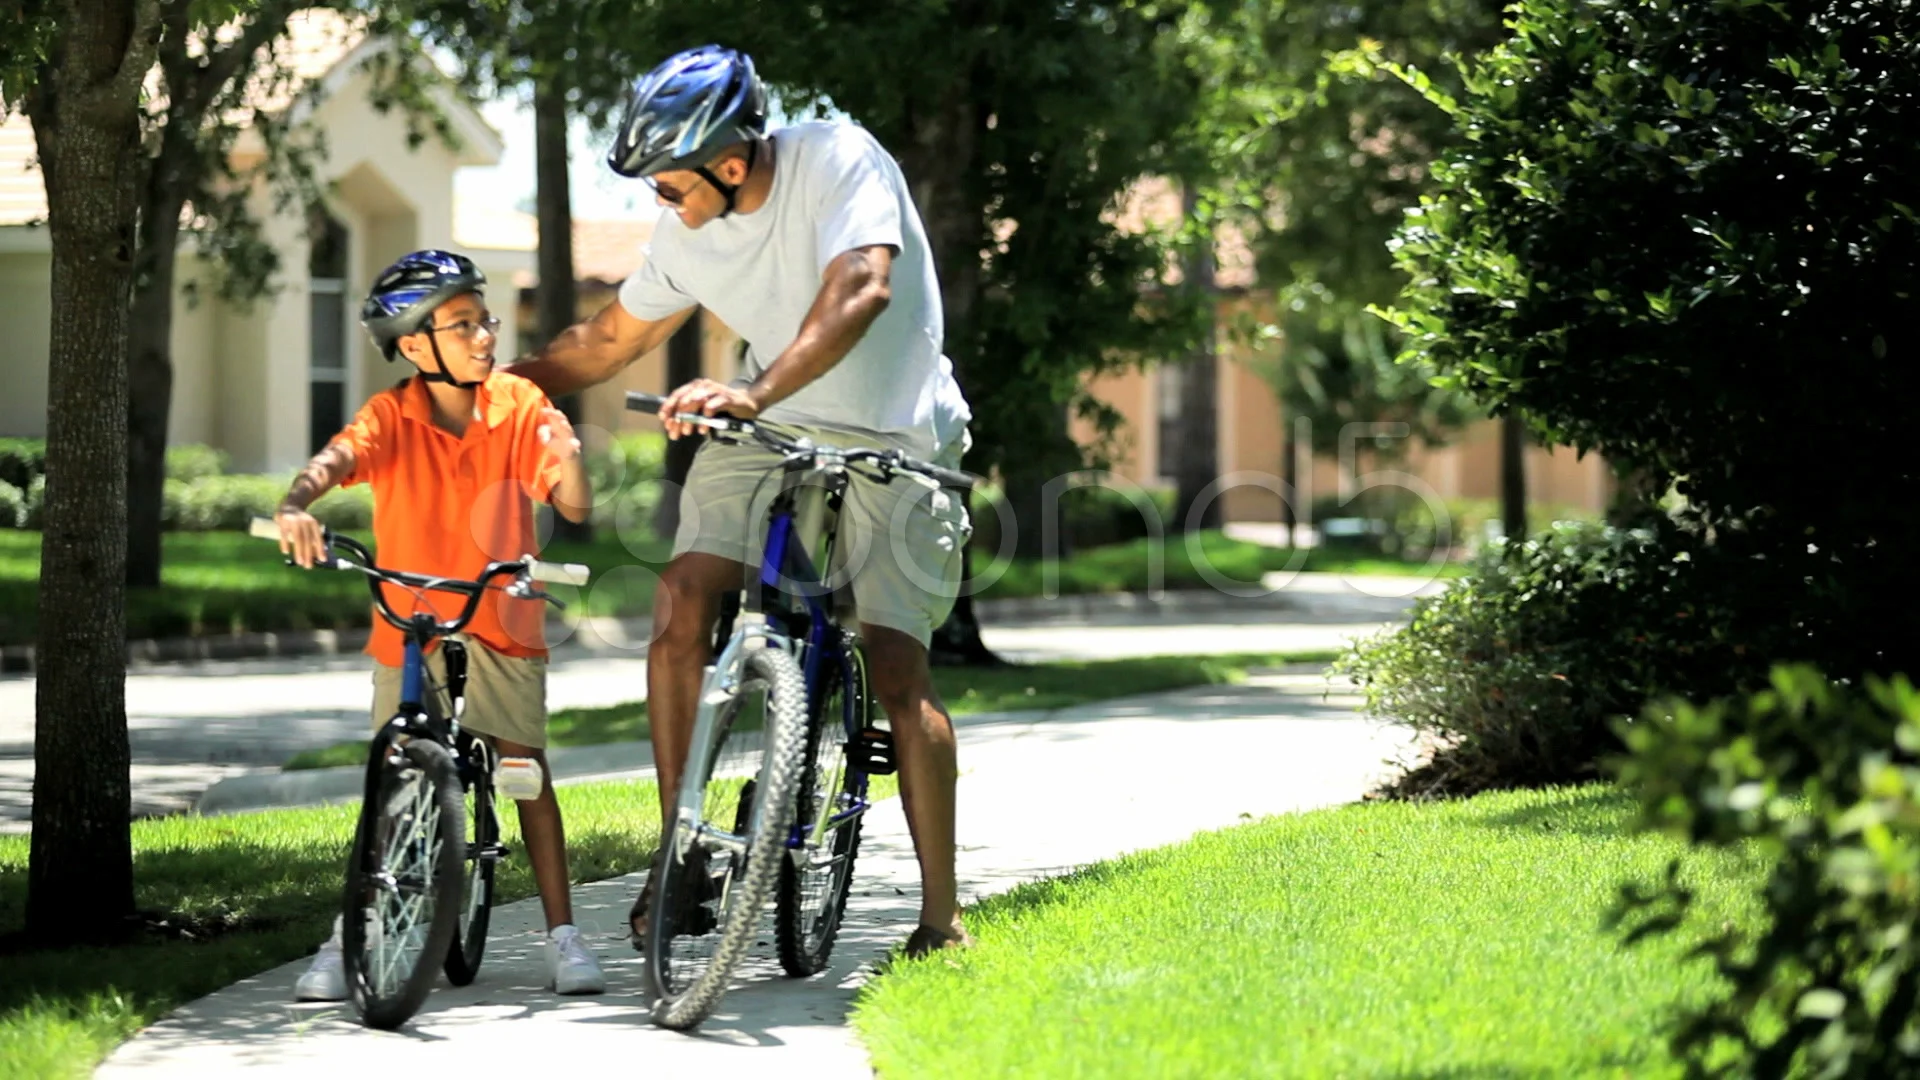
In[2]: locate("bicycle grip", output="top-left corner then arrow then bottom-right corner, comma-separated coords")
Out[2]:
625,391 -> 666,415
248,515 -> 281,540
926,464 -> 976,491
528,559 -> 591,586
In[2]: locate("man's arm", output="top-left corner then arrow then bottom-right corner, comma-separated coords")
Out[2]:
746,244 -> 893,411
656,245 -> 893,436
509,299 -> 696,398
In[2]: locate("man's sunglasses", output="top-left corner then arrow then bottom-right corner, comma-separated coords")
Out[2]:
643,173 -> 706,206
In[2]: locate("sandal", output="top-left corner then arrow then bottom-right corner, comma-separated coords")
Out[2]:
893,923 -> 975,965
628,845 -> 719,952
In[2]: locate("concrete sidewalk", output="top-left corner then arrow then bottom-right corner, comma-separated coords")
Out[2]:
3,573 -> 1430,834
96,671 -> 1412,1077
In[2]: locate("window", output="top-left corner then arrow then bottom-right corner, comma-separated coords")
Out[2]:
308,206 -> 350,454
1156,362 -> 1184,484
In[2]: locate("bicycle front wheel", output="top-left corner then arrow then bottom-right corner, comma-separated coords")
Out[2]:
443,736 -> 498,987
341,737 -> 465,1030
645,644 -> 808,1030
776,649 -> 868,976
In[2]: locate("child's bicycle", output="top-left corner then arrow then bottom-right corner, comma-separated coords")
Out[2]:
623,391 -> 973,1031
249,517 -> 589,1030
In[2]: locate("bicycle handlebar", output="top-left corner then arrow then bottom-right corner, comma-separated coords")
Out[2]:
624,391 -> 975,490
248,516 -> 589,636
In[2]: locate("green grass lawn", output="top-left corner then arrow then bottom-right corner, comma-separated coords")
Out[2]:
978,529 -> 1464,600
855,784 -> 1764,1079
282,651 -> 1336,771
0,528 -> 672,647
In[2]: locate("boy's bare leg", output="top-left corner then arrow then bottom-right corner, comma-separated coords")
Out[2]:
496,739 -> 570,930
862,624 -> 966,942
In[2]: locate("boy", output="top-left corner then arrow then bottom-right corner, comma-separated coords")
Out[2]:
275,250 -> 605,999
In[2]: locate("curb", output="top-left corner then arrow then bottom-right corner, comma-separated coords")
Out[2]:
194,738 -> 663,817
1,616 -> 657,675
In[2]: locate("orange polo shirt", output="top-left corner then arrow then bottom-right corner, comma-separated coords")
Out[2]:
330,372 -> 566,667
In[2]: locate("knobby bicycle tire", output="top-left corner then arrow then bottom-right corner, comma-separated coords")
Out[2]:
342,738 -> 465,1030
776,652 -> 866,976
645,644 -> 808,1030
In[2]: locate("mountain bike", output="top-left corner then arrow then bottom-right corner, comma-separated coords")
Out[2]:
249,517 -> 588,1029
623,391 -> 972,1031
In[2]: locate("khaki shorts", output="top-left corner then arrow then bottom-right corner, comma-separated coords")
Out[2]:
371,638 -> 549,749
672,425 -> 973,647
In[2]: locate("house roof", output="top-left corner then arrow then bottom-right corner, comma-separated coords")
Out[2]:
0,9 -> 500,228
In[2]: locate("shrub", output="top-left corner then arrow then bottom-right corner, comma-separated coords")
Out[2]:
1336,519 -> 1773,797
1613,665 -> 1920,1077
0,438 -> 44,491
163,444 -> 229,482
969,480 -> 1178,555
0,480 -> 25,529
1381,0 -> 1920,679
159,475 -> 372,532
20,475 -> 44,530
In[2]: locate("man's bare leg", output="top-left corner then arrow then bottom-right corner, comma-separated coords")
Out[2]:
634,550 -> 741,938
863,624 -> 967,944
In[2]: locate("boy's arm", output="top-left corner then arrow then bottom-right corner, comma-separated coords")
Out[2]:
536,407 -> 593,524
276,443 -> 356,568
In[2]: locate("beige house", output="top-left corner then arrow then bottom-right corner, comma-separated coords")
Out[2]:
1075,180 -> 1615,527
0,12 -> 522,473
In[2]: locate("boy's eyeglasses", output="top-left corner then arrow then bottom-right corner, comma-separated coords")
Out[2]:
427,314 -> 501,342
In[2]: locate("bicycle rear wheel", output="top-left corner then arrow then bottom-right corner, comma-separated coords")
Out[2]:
342,737 -> 465,1030
443,735 -> 498,986
776,650 -> 868,976
644,644 -> 808,1030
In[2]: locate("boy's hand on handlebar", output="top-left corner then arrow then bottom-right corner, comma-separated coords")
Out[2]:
275,504 -> 328,568
658,378 -> 759,440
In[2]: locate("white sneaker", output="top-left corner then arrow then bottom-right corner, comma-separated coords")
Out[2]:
295,919 -> 348,1002
547,924 -> 606,995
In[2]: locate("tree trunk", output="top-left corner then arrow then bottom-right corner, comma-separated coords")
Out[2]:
652,311 -> 704,540
1501,412 -> 1527,541
1281,413 -> 1299,548
124,183 -> 185,589
25,0 -> 159,946
896,77 -> 1002,663
534,71 -> 589,542
1173,184 -> 1220,533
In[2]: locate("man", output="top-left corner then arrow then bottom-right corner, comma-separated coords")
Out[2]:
509,44 -> 975,958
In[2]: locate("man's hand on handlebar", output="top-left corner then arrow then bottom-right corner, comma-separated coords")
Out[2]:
275,504 -> 330,569
656,378 -> 759,440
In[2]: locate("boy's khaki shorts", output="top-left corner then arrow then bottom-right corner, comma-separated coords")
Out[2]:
671,425 -> 973,648
371,638 -> 549,749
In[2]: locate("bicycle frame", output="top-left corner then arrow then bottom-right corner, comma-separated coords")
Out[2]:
673,458 -> 878,867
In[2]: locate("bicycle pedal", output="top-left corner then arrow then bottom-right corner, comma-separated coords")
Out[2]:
848,727 -> 897,775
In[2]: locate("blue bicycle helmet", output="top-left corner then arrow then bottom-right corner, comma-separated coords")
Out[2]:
361,250 -> 488,386
609,45 -> 767,214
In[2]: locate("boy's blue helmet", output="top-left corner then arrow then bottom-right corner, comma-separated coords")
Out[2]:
608,45 -> 767,179
361,250 -> 486,361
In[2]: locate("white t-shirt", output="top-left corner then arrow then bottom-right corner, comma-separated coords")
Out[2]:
617,121 -> 971,462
